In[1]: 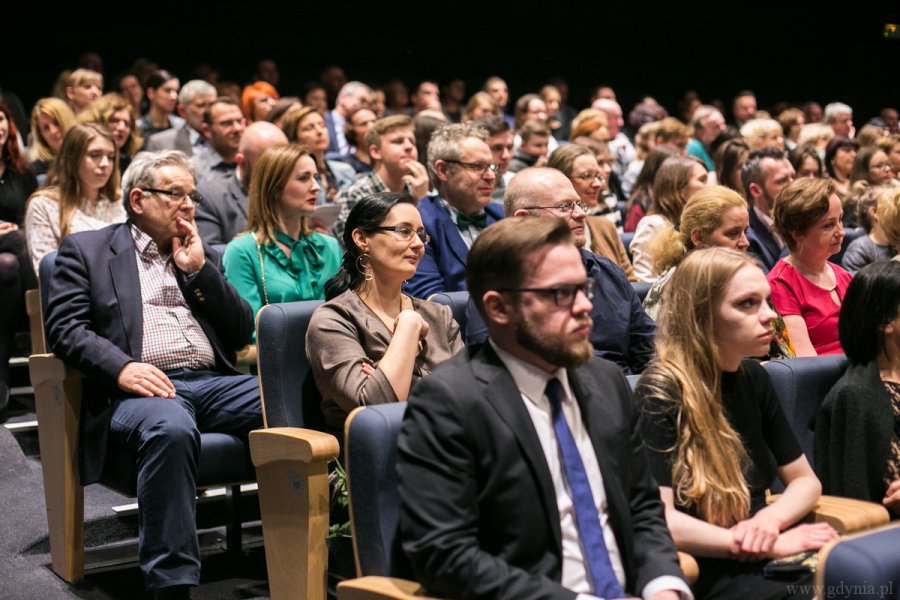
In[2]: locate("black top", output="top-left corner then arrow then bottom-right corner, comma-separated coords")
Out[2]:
0,167 -> 37,224
638,358 -> 803,517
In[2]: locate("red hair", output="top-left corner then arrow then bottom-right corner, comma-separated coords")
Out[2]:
0,102 -> 27,174
241,82 -> 279,121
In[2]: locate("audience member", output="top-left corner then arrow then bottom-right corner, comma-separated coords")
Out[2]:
411,81 -> 441,116
740,118 -> 785,151
877,133 -> 900,184
803,101 -> 823,124
116,71 -> 145,114
241,82 -> 278,123
715,138 -> 750,196
508,119 -> 550,173
397,216 -> 689,599
192,98 -> 244,183
823,136 -> 859,199
136,70 -> 184,138
851,145 -> 895,188
631,156 -> 708,281
653,117 -> 693,155
282,106 -> 356,205
440,79 -> 465,122
405,123 -> 502,298
195,121 -> 287,245
824,102 -> 854,139
624,146 -> 679,232
540,84 -> 568,140
483,76 -> 512,126
44,150 -> 261,599
593,98 -> 635,176
383,79 -> 409,116
27,98 -> 76,179
777,108 -> 806,150
64,69 -> 103,115
687,105 -> 726,172
730,90 -> 757,128
842,186 -> 898,271
25,123 -> 124,274
325,81 -> 372,158
144,80 -> 216,157
768,178 -> 850,356
340,106 -> 377,175
223,144 -> 341,320
637,247 -> 837,599
741,147 -> 795,270
816,260 -> 900,518
460,92 -> 498,123
788,144 -> 823,179
308,191 -> 462,434
78,93 -> 142,173
476,116 -> 514,201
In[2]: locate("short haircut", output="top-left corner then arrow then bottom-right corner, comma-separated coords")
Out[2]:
122,150 -> 196,218
732,90 -> 755,103
690,105 -> 721,130
824,102 -> 852,123
338,81 -> 371,99
178,80 -> 216,106
513,93 -> 543,129
67,68 -> 103,89
202,97 -> 241,126
241,81 -> 279,120
655,117 -> 693,142
473,115 -> 511,137
797,123 -> 834,148
466,217 -> 573,318
772,177 -> 837,250
741,146 -> 787,199
838,260 -> 900,364
364,114 -> 412,149
426,122 -> 489,189
739,118 -> 782,147
518,119 -> 550,143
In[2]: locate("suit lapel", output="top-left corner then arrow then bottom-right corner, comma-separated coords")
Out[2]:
228,175 -> 248,219
108,225 -> 143,358
472,345 -> 563,549
434,199 -> 470,268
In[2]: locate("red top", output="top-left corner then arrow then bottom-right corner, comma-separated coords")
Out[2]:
767,259 -> 852,355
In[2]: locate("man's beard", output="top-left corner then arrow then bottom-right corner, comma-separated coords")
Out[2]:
513,309 -> 594,369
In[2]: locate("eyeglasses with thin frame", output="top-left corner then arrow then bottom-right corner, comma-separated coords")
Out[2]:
142,188 -> 203,205
872,161 -> 895,170
571,172 -> 604,183
520,200 -> 589,215
498,278 -> 594,308
369,225 -> 431,244
444,160 -> 499,177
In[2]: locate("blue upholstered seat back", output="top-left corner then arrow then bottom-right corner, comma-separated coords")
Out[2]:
428,291 -> 469,336
820,523 -> 900,597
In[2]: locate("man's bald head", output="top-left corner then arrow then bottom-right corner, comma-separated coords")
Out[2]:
236,121 -> 289,183
504,167 -> 587,247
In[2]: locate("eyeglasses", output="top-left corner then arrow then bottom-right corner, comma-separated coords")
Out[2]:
872,162 -> 894,170
572,172 -> 604,183
498,278 -> 594,308
521,200 -> 589,214
370,225 -> 431,244
444,160 -> 499,177
142,188 -> 203,205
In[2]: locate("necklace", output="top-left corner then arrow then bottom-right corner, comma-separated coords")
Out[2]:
355,290 -> 405,333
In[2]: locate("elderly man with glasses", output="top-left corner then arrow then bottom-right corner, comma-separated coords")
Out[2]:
466,167 -> 656,374
44,150 -> 261,600
405,122 -> 504,298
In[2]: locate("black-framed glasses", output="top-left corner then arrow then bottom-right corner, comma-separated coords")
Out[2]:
498,278 -> 594,308
370,226 -> 431,244
444,160 -> 499,177
521,200 -> 588,215
142,188 -> 203,205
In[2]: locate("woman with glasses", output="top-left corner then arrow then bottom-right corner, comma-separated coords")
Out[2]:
25,123 -> 124,275
306,191 -> 463,434
547,144 -> 635,280
637,248 -> 838,599
223,144 -> 341,322
851,146 -> 895,188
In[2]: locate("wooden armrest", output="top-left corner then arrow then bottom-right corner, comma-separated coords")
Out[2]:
249,427 -> 339,467
236,344 -> 257,365
678,552 -> 698,584
26,289 -> 45,354
337,576 -> 441,600
29,354 -> 82,388
768,493 -> 890,534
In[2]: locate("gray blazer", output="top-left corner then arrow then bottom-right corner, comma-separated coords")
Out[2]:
143,126 -> 194,155
196,172 -> 248,246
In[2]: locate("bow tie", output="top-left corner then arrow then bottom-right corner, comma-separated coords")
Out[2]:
456,212 -> 488,230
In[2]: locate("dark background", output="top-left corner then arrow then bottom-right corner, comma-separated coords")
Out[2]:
4,1 -> 899,124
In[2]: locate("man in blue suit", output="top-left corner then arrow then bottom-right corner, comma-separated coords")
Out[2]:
741,147 -> 795,271
324,81 -> 372,159
405,122 -> 503,298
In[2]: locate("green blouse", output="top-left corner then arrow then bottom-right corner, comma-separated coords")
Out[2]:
223,230 -> 342,326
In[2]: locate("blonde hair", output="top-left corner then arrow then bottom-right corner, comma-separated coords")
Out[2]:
29,122 -> 119,238
637,247 -> 754,527
740,118 -> 782,148
77,93 -> 143,156
647,186 -> 748,273
877,186 -> 900,247
28,98 -> 77,163
246,143 -> 315,244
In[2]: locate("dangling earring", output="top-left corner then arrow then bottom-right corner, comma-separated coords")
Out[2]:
356,253 -> 373,281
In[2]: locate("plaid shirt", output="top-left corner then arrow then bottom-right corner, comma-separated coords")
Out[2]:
331,171 -> 392,240
131,225 -> 216,371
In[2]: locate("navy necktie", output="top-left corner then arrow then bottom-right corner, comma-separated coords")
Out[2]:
545,377 -> 625,599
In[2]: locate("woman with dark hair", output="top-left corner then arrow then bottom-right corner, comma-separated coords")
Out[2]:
638,248 -> 837,599
714,138 -> 751,196
767,178 -> 850,356
816,260 -> 900,518
823,136 -> 859,199
623,145 -> 678,232
0,101 -> 38,408
136,70 -> 184,138
342,106 -> 377,175
306,191 -> 463,433
850,145 -> 895,188
223,144 -> 341,322
788,144 -> 823,179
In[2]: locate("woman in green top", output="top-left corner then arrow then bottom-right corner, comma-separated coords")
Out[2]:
223,143 -> 341,325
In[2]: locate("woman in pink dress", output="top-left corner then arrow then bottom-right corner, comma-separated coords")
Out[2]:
767,178 -> 851,356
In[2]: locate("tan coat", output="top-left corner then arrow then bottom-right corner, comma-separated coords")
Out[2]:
586,216 -> 636,281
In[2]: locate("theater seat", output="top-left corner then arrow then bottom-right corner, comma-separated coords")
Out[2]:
815,522 -> 900,600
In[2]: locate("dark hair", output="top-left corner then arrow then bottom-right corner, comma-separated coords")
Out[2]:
325,191 -> 418,299
626,146 -> 678,216
741,146 -> 787,199
473,115 -> 510,136
0,101 -> 27,174
838,261 -> 900,365
788,143 -> 823,177
823,136 -> 860,178
708,126 -> 742,157
850,145 -> 886,184
144,69 -> 177,91
715,138 -> 750,193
